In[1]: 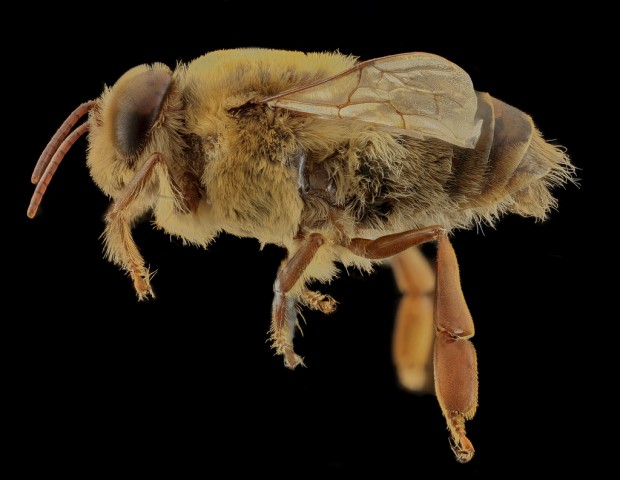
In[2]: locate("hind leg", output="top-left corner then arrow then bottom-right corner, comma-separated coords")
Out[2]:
349,227 -> 478,462
391,247 -> 436,393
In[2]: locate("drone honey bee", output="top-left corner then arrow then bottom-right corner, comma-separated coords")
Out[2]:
27,49 -> 573,462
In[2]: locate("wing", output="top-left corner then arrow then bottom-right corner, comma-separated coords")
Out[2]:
260,53 -> 482,149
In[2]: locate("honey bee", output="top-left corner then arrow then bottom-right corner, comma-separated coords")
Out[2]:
27,48 -> 573,463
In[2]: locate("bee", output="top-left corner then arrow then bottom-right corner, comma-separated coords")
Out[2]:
27,49 -> 573,462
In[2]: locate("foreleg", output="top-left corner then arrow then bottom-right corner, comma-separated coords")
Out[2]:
104,152 -> 199,299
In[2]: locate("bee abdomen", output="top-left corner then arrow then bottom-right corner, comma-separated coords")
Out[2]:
450,92 -> 572,220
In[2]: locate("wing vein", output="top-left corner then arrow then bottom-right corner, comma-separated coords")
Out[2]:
261,52 -> 482,148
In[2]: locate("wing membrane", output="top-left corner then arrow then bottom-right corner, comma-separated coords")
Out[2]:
261,53 -> 482,148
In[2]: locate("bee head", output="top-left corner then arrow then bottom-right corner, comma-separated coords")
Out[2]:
27,64 -> 174,218
104,64 -> 173,158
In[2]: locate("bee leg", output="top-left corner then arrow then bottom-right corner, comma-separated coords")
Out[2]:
434,234 -> 477,463
301,289 -> 337,314
349,226 -> 477,463
177,171 -> 203,214
105,152 -> 195,299
348,225 -> 445,259
270,233 -> 325,369
391,247 -> 435,393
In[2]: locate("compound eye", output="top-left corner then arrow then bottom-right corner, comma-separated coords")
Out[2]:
114,69 -> 172,156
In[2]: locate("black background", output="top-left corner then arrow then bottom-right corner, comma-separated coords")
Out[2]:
9,3 -> 597,476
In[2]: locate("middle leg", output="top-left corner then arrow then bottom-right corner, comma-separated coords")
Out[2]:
270,233 -> 325,369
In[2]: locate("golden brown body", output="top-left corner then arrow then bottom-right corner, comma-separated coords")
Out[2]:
27,49 -> 573,462
85,50 -> 570,289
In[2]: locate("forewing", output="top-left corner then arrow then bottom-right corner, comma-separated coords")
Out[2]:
261,53 -> 482,148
